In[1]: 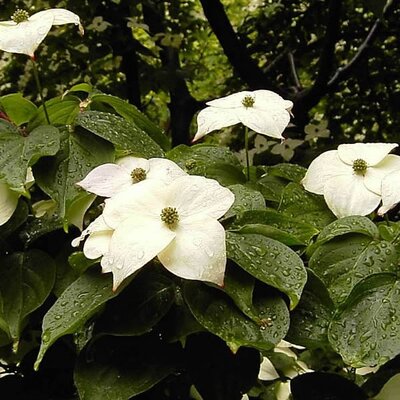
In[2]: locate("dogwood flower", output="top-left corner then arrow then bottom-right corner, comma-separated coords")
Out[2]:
0,8 -> 83,57
77,156 -> 187,198
378,170 -> 400,215
82,175 -> 234,290
193,90 -> 293,142
302,143 -> 400,218
0,168 -> 34,226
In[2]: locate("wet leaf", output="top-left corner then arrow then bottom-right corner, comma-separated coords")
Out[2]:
225,185 -> 265,219
265,163 -> 307,183
0,93 -> 37,126
329,273 -> 400,368
226,231 -> 307,309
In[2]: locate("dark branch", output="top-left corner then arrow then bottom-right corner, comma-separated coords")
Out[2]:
288,52 -> 302,91
199,0 -> 273,90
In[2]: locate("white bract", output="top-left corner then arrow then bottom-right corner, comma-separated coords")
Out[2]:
0,168 -> 34,226
0,8 -> 83,57
193,90 -> 293,142
77,156 -> 187,198
378,170 -> 400,216
74,175 -> 234,290
302,143 -> 400,218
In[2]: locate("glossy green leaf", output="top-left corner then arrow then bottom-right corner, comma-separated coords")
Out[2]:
75,336 -> 178,400
0,93 -> 37,126
279,182 -> 335,229
204,162 -> 246,185
286,271 -> 335,348
225,185 -> 265,219
0,123 -> 60,194
256,175 -> 287,202
76,110 -> 164,158
232,209 -> 318,245
35,268 -> 129,370
0,200 -> 28,239
95,270 -> 175,336
33,128 -> 113,228
27,95 -> 80,131
90,93 -> 170,151
0,250 -> 56,343
226,232 -> 307,309
310,235 -> 398,305
329,273 -> 400,368
184,281 -> 289,352
265,163 -> 307,183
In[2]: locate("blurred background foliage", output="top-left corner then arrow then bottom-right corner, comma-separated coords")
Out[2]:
0,0 -> 398,161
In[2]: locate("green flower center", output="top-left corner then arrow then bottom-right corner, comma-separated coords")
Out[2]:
352,158 -> 368,175
131,168 -> 147,182
241,95 -> 255,108
11,9 -> 29,23
161,207 -> 179,227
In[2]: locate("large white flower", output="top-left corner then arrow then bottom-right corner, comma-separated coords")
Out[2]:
302,143 -> 400,218
193,90 -> 293,142
0,8 -> 83,57
378,170 -> 400,215
77,156 -> 187,198
0,168 -> 34,226
80,175 -> 234,290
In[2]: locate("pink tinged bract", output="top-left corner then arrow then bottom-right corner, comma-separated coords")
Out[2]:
0,9 -> 83,57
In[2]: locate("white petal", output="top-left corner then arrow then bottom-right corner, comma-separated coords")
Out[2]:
258,357 -> 279,381
206,91 -> 252,108
193,107 -> 240,141
83,230 -> 113,260
71,215 -> 112,248
252,90 -> 293,111
238,108 -> 289,139
30,9 -> 83,35
364,154 -> 400,195
323,174 -> 381,218
338,143 -> 398,166
0,183 -> 19,226
116,156 -> 149,172
101,215 -> 175,290
158,216 -> 226,286
102,180 -> 166,228
378,170 -> 400,215
77,164 -> 132,197
302,150 -> 350,195
276,381 -> 292,400
0,17 -> 53,56
165,175 -> 235,219
147,158 -> 187,184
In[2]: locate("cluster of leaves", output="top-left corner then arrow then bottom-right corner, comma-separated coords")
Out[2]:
1,87 -> 400,399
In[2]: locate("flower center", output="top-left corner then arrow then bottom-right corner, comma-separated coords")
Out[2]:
160,207 -> 179,227
131,168 -> 147,182
241,95 -> 255,108
11,9 -> 30,23
352,158 -> 368,175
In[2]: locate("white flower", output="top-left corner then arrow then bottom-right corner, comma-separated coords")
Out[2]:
193,90 -> 293,142
82,175 -> 234,290
77,156 -> 187,198
302,143 -> 400,218
0,168 -> 34,226
270,138 -> 304,161
378,170 -> 400,215
0,8 -> 83,57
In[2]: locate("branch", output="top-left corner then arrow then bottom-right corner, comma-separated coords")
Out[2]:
288,52 -> 302,91
199,0 -> 273,90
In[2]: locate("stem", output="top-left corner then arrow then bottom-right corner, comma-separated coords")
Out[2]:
244,126 -> 250,181
385,214 -> 390,226
30,58 -> 50,124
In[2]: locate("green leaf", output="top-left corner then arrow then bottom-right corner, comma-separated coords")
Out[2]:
76,111 -> 164,158
184,281 -> 289,352
309,234 -> 398,305
27,95 -> 80,131
265,163 -> 307,183
0,250 -> 56,343
34,268 -> 129,370
74,336 -> 178,400
226,232 -> 307,309
33,128 -> 113,228
167,144 -> 241,175
225,185 -> 265,219
204,162 -> 246,186
90,93 -> 170,151
95,270 -> 175,336
0,124 -> 60,194
286,271 -> 335,348
232,209 -> 319,245
329,273 -> 400,368
0,200 -> 28,239
279,182 -> 335,229
0,93 -> 37,126
256,175 -> 287,202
